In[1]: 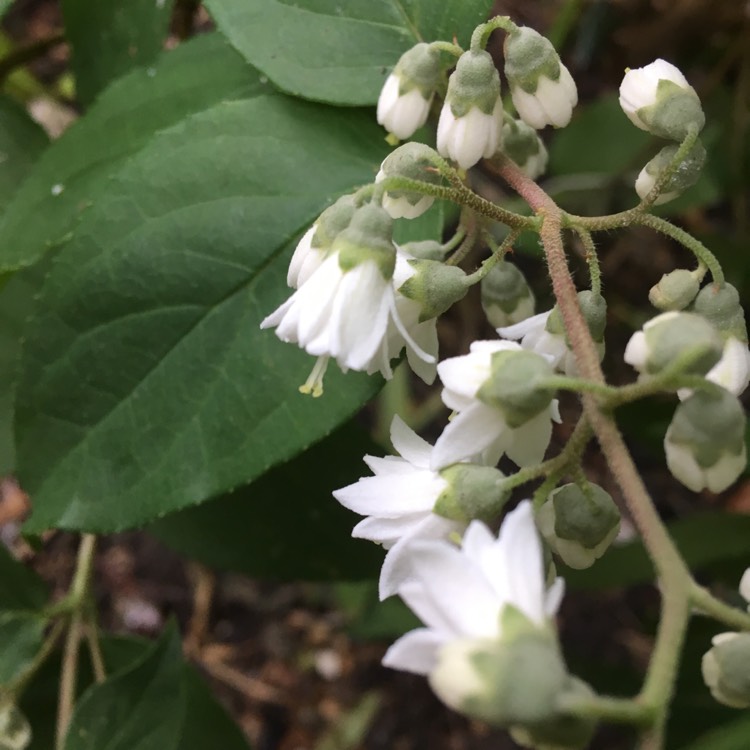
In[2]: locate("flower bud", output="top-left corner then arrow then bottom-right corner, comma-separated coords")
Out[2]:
546,290 -> 607,345
478,349 -> 555,427
510,677 -> 598,750
288,195 -> 356,288
433,463 -> 510,522
537,483 -> 621,570
375,142 -> 442,219
377,43 -> 442,140
399,239 -> 446,261
635,140 -> 706,204
665,389 -> 747,493
619,59 -> 704,141
649,270 -> 700,311
481,261 -> 536,328
504,26 -> 578,130
429,622 -> 569,726
702,632 -> 750,708
437,49 -> 503,169
692,283 -> 748,342
333,202 -> 396,279
740,568 -> 750,608
501,118 -> 549,179
0,696 -> 31,750
624,311 -> 723,377
396,258 -> 469,320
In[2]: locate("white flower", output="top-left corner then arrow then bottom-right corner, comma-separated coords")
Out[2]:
619,59 -> 690,131
511,65 -> 578,130
497,311 -> 570,372
377,73 -> 433,140
375,168 -> 433,220
382,501 -> 564,676
431,340 -> 560,470
333,416 -> 463,599
437,99 -> 503,170
286,225 -> 325,288
664,437 -> 746,494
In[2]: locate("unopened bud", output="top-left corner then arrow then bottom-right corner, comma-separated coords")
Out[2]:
0,696 -> 31,750
635,140 -> 706,204
546,291 -> 606,344
649,270 -> 700,311
397,259 -> 469,320
481,261 -> 536,328
333,203 -> 396,279
478,349 -> 555,427
504,27 -> 578,129
692,283 -> 748,342
376,142 -> 441,219
624,311 -> 723,377
665,389 -> 747,493
537,484 -> 621,570
702,632 -> 750,708
434,463 -> 510,522
511,677 -> 597,750
501,118 -> 549,179
429,621 -> 569,726
437,49 -> 503,169
619,59 -> 704,141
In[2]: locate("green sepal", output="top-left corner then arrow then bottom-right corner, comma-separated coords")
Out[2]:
434,463 -> 509,522
643,312 -> 722,375
481,260 -> 535,316
379,142 -> 442,205
447,49 -> 501,117
503,26 -> 561,94
692,283 -> 748,343
636,78 -> 704,141
546,291 -> 607,343
649,269 -> 700,311
398,259 -> 469,321
502,118 -> 544,165
643,139 -> 706,192
312,194 -> 357,250
400,239 -> 446,261
550,484 -> 620,548
333,202 -> 396,279
394,42 -> 443,98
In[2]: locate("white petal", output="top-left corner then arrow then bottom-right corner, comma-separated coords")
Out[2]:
390,415 -> 433,468
363,455 -> 415,476
431,401 -> 506,470
382,628 -> 447,675
664,436 -> 705,492
623,331 -> 648,370
705,337 -> 750,396
377,75 -> 400,126
436,105 -> 457,159
704,447 -> 746,493
545,577 -> 566,618
535,75 -> 575,128
352,513 -> 428,546
739,568 -> 750,604
497,311 -> 549,341
512,87 -> 548,130
505,409 -> 553,467
451,107 -> 494,169
387,88 -> 431,140
287,225 -> 318,288
405,319 -> 439,384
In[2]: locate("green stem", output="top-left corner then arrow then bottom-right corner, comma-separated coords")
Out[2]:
8,619 -> 66,699
429,40 -> 464,58
471,16 -> 518,50
572,226 -> 602,295
691,584 -> 750,631
445,217 -> 479,267
558,694 -> 655,726
464,229 -> 520,282
541,375 -> 616,398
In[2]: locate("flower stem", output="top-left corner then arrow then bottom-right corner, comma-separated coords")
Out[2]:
691,583 -> 750,631
463,229 -> 520,282
638,126 -> 699,210
471,16 -> 518,51
557,694 -> 655,726
572,226 -> 601,295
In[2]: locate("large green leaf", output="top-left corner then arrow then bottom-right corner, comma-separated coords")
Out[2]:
0,545 -> 47,611
678,715 -> 750,750
0,33 -> 262,276
151,421 -> 383,581
64,625 -> 186,750
204,0 -> 494,105
0,612 -> 45,685
17,95 -> 388,533
62,0 -> 175,105
0,97 -> 48,214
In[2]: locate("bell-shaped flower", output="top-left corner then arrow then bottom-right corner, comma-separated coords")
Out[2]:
504,26 -> 578,129
382,501 -> 565,679
437,49 -> 503,170
377,43 -> 442,140
431,341 -> 560,470
261,203 -> 434,394
702,631 -> 750,709
619,59 -> 704,141
481,260 -> 536,329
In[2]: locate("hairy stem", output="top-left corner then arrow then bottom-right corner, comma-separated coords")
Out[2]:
691,584 -> 750,631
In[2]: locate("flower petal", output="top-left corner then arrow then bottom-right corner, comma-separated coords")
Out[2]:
431,401 -> 506,470
382,628 -> 447,675
390,415 -> 434,468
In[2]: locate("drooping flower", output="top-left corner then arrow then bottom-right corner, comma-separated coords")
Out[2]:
634,140 -> 706,205
431,340 -> 560,470
333,416 -> 509,599
480,260 -> 536,329
679,336 -> 750,400
382,501 -> 564,677
261,203 -> 433,394
437,49 -> 503,169
500,118 -> 549,179
702,631 -> 750,709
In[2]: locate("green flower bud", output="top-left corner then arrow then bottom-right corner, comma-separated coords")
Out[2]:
333,202 -> 396,279
376,142 -> 442,219
0,696 -> 31,750
478,349 -> 555,427
481,261 -> 536,328
399,239 -> 446,261
635,140 -> 706,205
649,269 -> 700,311
429,620 -> 569,727
702,632 -> 750,708
502,118 -> 549,179
510,678 -> 598,750
397,259 -> 469,320
434,463 -> 510,522
311,194 -> 357,249
446,48 -> 501,117
624,311 -> 723,377
546,291 -> 607,344
665,389 -> 747,493
537,484 -> 621,570
692,283 -> 748,343
393,42 -> 443,98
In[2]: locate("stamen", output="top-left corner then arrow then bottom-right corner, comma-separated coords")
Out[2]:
299,355 -> 330,398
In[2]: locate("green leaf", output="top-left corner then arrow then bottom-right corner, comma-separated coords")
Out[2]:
151,421 -> 382,580
0,32 -> 263,276
677,715 -> 750,750
204,0 -> 494,105
0,612 -> 45,685
0,1 -> 13,19
0,545 -> 47,611
0,97 -> 48,214
17,95 -> 388,533
61,0 -> 175,105
64,625 -> 186,750
567,512 -> 750,590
